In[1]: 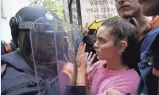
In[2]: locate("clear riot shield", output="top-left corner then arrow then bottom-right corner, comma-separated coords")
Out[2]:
24,17 -> 77,95
60,23 -> 77,86
62,23 -> 76,63
63,23 -> 83,56
72,25 -> 83,54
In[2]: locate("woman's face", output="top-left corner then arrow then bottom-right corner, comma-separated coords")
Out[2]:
94,26 -> 119,60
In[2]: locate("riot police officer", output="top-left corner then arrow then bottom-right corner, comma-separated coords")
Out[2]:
1,5 -> 70,95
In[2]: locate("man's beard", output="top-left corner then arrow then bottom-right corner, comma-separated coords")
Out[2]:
120,12 -> 136,19
119,9 -> 139,19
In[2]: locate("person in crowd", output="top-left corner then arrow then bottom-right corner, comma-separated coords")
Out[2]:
137,0 -> 159,94
81,0 -> 152,70
115,0 -> 159,95
116,0 -> 159,94
115,0 -> 152,39
76,16 -> 140,95
1,5 -> 86,95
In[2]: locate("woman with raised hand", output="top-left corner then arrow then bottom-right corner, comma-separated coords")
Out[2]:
76,16 -> 140,95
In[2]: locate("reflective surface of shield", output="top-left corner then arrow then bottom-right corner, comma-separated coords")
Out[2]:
23,17 -> 83,95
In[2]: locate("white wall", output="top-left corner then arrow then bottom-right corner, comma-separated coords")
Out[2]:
1,0 -> 31,42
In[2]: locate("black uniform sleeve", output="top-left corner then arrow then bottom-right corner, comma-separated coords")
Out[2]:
75,86 -> 87,95
65,86 -> 86,95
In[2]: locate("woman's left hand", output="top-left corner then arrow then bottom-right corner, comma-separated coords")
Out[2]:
76,42 -> 86,70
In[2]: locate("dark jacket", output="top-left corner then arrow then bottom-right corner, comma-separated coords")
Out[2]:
1,51 -> 87,95
1,51 -> 61,95
137,25 -> 159,95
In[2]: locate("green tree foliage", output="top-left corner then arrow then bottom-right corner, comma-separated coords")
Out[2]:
30,0 -> 64,20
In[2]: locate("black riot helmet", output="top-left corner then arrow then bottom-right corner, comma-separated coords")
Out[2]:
9,5 -> 59,58
9,5 -> 62,78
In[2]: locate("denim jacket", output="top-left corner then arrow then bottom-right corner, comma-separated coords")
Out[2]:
137,26 -> 159,95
